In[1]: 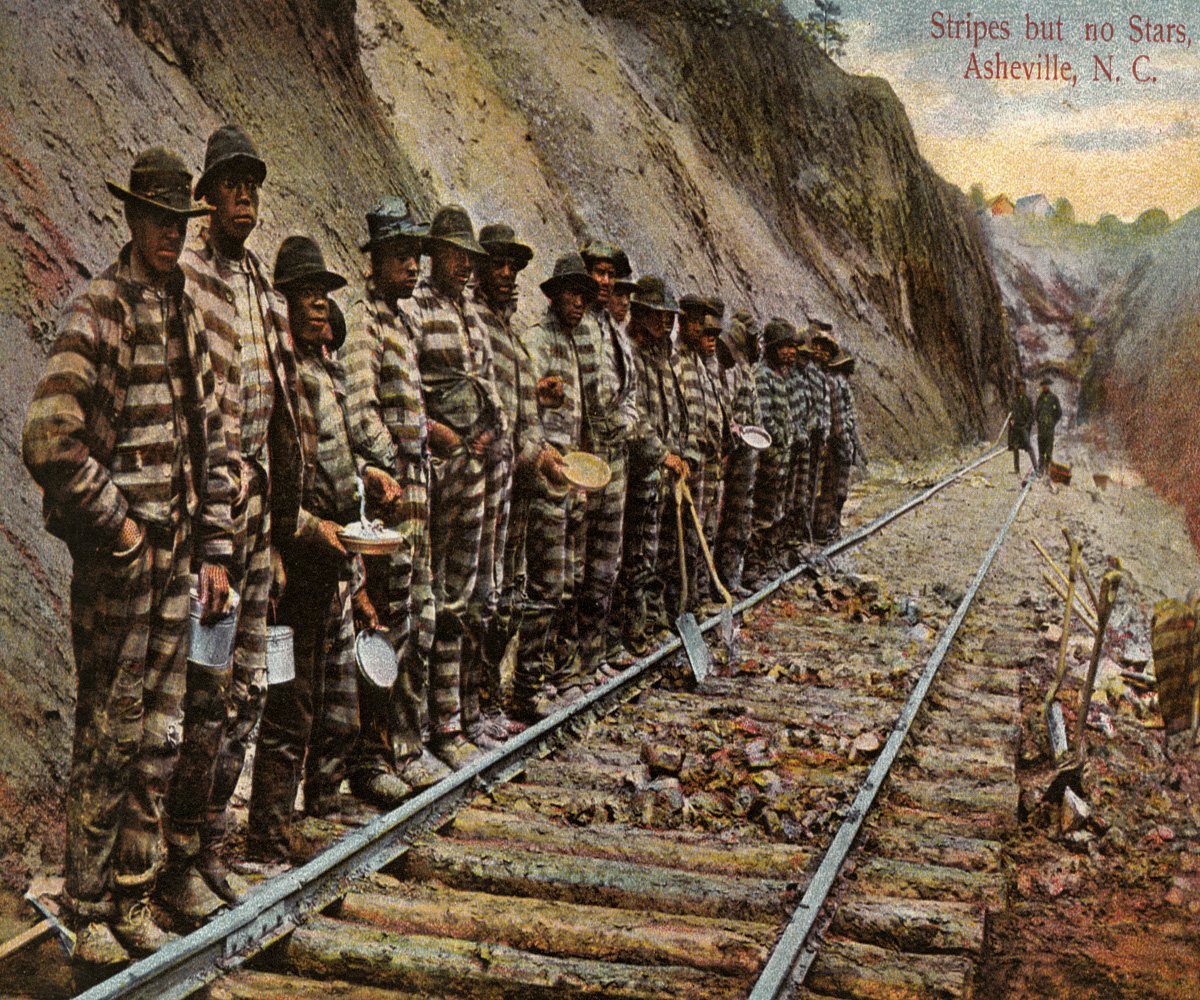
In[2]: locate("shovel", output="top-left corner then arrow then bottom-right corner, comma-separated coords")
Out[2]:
673,478 -> 711,683
680,479 -> 735,658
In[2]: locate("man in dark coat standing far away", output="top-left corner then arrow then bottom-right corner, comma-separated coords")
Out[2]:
1035,376 -> 1062,474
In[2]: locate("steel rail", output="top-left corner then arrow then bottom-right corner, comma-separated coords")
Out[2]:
748,474 -> 1034,1000
77,442 -> 1005,1000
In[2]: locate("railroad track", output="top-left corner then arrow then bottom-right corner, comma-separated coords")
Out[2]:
69,446 -> 1033,1000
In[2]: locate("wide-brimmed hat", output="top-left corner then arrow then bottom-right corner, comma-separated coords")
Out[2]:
829,352 -> 855,373
580,241 -> 632,279
705,296 -> 726,320
613,276 -> 639,294
360,195 -> 428,253
106,147 -> 212,218
193,125 -> 267,201
701,312 -> 723,334
809,317 -> 834,332
273,234 -> 347,293
540,253 -> 599,299
762,318 -> 798,348
678,293 -> 708,315
630,275 -> 679,313
479,222 -> 534,270
424,204 -> 485,256
811,331 -> 839,354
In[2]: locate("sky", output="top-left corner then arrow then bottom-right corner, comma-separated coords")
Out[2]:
786,0 -> 1200,221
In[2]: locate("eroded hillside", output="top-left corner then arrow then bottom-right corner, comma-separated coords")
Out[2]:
0,0 -> 1014,872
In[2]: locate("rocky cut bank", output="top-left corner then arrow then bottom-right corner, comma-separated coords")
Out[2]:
0,0 -> 1015,875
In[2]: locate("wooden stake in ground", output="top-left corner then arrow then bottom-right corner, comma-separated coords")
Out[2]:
1040,572 -> 1098,633
1075,569 -> 1122,764
1044,532 -> 1083,714
1031,535 -> 1100,615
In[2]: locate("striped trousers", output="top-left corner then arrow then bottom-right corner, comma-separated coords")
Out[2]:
246,553 -> 359,861
716,443 -> 758,590
165,469 -> 270,860
575,442 -> 627,675
65,519 -> 191,907
427,451 -> 487,736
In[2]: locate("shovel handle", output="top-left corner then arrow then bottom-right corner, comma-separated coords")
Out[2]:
680,478 -> 733,606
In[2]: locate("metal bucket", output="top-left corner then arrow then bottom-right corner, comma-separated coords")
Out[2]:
356,629 -> 398,689
188,592 -> 239,669
266,625 -> 295,685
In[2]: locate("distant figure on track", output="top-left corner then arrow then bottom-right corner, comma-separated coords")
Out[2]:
1035,377 -> 1062,474
1008,383 -> 1036,475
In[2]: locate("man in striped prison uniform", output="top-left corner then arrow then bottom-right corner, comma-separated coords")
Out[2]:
22,148 -> 234,964
512,254 -> 595,720
471,223 -> 561,740
676,294 -> 727,612
574,242 -> 638,679
622,276 -> 689,649
342,199 -> 449,794
813,353 -> 866,542
802,325 -> 836,539
747,319 -> 797,583
162,125 -> 304,919
714,311 -> 761,594
245,238 -> 376,867
400,205 -> 506,771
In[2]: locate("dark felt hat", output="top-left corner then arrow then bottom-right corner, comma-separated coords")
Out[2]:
273,234 -> 347,293
580,241 -> 632,279
106,147 -> 212,218
762,318 -> 798,348
678,293 -> 708,315
630,275 -> 680,314
193,125 -> 267,200
613,276 -> 639,294
705,296 -> 726,320
811,331 -> 839,353
360,195 -> 428,252
479,222 -> 534,270
540,253 -> 599,299
425,204 -> 486,256
702,312 -> 723,333
829,352 -> 855,373
809,317 -> 834,332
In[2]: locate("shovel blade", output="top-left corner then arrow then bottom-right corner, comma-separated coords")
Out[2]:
676,612 -> 711,683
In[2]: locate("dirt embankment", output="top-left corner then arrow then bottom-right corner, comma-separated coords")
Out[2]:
0,0 -> 1013,875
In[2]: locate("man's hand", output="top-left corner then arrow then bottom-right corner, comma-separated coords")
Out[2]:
468,428 -> 494,457
363,466 -> 403,512
538,445 -> 569,489
235,459 -> 253,506
315,519 -> 348,559
663,453 -> 688,480
197,563 -> 231,622
427,420 -> 463,459
351,586 -> 379,632
536,375 -> 565,408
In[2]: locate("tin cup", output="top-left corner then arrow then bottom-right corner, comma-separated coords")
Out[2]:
188,590 -> 240,668
266,625 -> 295,685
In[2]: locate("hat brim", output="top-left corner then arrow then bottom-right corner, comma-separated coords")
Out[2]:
481,241 -> 534,270
613,279 -> 638,293
359,229 -> 428,254
631,298 -> 680,315
425,233 -> 487,257
541,273 -> 599,299
275,269 -> 348,294
107,180 -> 213,218
192,153 -> 268,200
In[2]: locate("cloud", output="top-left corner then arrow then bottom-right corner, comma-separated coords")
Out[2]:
1042,117 -> 1199,152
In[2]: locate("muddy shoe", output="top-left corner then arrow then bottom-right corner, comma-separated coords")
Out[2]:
465,719 -> 505,751
72,921 -> 129,967
157,862 -> 224,922
197,850 -> 247,905
356,772 -> 412,810
399,749 -> 453,790
430,734 -> 484,771
111,899 -> 179,956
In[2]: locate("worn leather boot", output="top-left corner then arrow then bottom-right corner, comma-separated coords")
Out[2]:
111,898 -> 179,956
157,849 -> 224,922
